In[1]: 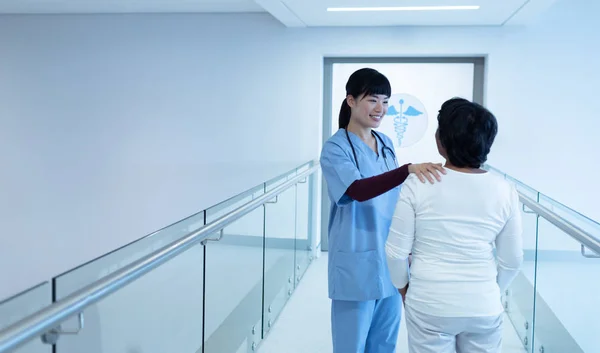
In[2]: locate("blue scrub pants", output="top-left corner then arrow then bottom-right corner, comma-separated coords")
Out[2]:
331,293 -> 401,353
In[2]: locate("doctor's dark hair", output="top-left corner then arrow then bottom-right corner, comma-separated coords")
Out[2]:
339,68 -> 392,129
437,97 -> 498,168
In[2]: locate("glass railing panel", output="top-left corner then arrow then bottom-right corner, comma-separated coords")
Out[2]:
503,187 -> 539,353
533,195 -> 587,257
263,172 -> 297,336
54,211 -> 206,353
483,164 -> 600,352
204,185 -> 265,353
509,177 -> 539,202
0,283 -> 52,353
532,217 -> 596,353
538,193 -> 600,242
294,164 -> 313,287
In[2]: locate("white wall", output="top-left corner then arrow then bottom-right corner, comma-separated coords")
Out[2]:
0,2 -> 596,301
0,13 -> 323,300
486,0 -> 600,222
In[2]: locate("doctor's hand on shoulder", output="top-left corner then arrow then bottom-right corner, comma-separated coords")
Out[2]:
408,163 -> 446,184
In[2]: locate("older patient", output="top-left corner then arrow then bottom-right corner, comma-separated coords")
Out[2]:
385,97 -> 523,353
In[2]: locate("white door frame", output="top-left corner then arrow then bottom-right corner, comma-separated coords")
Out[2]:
320,57 -> 486,252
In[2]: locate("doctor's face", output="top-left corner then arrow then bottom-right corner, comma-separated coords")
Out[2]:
348,94 -> 389,129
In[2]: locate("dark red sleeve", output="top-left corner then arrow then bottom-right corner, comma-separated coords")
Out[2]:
346,164 -> 411,202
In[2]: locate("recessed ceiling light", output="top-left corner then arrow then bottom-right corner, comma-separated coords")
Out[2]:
327,5 -> 480,12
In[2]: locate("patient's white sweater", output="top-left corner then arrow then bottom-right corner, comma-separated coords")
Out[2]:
385,169 -> 523,317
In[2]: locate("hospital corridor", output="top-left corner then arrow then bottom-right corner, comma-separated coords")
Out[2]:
1,0 -> 599,352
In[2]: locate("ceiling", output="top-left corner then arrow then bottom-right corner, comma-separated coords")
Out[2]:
261,0 -> 560,27
0,0 -> 264,14
0,0 -> 558,27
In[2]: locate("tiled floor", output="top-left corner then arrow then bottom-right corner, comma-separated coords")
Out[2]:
258,253 -> 526,353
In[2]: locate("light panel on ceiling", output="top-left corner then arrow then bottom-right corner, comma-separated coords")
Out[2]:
326,5 -> 480,12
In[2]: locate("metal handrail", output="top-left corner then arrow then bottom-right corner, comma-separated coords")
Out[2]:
519,192 -> 600,256
484,164 -> 600,257
0,163 -> 320,353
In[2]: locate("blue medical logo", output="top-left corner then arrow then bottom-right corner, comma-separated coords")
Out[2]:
384,93 -> 429,148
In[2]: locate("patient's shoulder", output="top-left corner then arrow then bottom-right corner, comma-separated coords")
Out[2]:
485,173 -> 515,193
401,173 -> 422,192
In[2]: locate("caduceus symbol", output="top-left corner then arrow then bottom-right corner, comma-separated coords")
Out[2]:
387,98 -> 424,147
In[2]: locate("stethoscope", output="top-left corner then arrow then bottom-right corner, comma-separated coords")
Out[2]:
345,129 -> 398,172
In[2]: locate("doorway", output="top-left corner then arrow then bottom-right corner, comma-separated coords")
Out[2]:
320,57 -> 486,251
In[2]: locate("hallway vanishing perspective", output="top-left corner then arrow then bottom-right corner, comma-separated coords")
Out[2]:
1,1 -> 599,350
257,253 -> 527,353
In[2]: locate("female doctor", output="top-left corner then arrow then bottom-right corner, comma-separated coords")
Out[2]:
320,68 -> 445,353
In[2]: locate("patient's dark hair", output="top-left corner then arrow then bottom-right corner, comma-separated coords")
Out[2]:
437,98 -> 498,168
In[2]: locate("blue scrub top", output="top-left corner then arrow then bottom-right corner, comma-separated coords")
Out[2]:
320,129 -> 401,302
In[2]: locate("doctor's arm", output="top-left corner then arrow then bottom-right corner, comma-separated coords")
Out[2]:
347,163 -> 446,201
321,142 -> 445,203
385,180 -> 417,289
495,187 -> 524,292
